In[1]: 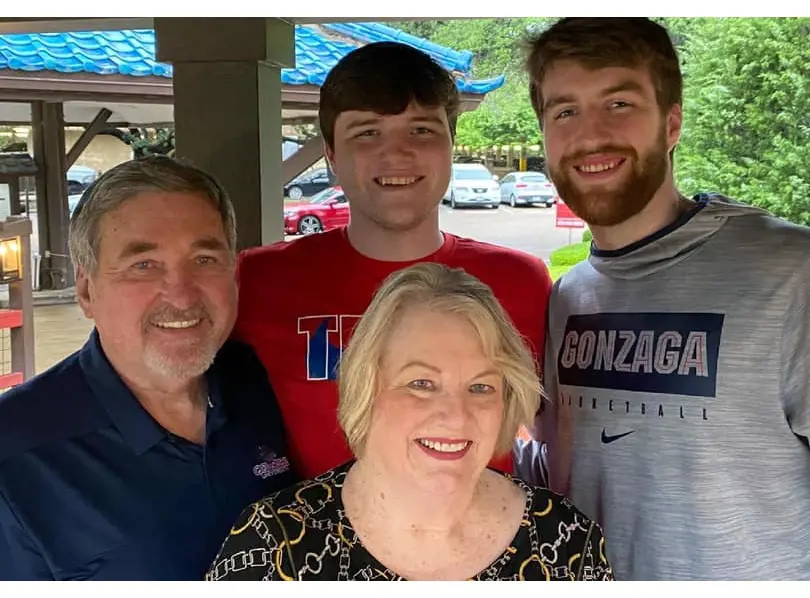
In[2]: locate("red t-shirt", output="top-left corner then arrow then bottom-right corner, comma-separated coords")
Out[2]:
234,228 -> 552,479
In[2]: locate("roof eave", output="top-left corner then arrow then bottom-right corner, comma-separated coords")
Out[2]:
0,73 -> 489,117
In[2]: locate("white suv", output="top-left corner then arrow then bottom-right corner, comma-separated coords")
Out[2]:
443,163 -> 500,209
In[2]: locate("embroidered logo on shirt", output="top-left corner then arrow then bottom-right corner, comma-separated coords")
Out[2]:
253,446 -> 290,479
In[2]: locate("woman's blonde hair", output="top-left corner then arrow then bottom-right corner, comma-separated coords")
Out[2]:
338,262 -> 543,459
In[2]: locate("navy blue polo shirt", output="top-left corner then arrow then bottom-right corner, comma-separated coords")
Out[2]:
0,330 -> 295,580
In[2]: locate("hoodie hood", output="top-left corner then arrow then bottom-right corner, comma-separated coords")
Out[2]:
588,193 -> 772,280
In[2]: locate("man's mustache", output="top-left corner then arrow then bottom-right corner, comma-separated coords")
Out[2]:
147,304 -> 210,325
559,145 -> 636,167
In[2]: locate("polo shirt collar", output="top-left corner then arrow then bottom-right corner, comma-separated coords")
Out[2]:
79,329 -> 226,455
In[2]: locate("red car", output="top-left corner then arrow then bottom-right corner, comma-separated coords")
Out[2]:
284,186 -> 350,235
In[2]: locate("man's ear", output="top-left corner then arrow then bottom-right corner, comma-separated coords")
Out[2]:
75,266 -> 94,319
666,103 -> 683,151
323,140 -> 336,172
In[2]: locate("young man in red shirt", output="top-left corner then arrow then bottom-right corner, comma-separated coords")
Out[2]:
235,41 -> 552,479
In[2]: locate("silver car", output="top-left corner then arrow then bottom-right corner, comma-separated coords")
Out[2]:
499,171 -> 558,207
443,163 -> 500,209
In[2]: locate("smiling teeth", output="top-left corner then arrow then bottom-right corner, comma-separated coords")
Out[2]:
418,439 -> 470,452
378,176 -> 418,186
578,162 -> 619,173
154,320 -> 200,329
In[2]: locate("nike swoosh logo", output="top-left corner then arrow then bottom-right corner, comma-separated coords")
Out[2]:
601,428 -> 635,444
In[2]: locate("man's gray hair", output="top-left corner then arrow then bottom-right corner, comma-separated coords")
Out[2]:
68,155 -> 237,274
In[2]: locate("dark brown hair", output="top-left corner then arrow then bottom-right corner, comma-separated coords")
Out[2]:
319,41 -> 460,149
526,18 -> 682,123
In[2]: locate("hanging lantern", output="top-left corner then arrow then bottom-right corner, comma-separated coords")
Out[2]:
0,237 -> 22,283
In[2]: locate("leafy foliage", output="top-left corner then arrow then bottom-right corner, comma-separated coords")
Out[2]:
390,19 -> 554,147
674,17 -> 810,225
101,128 -> 175,158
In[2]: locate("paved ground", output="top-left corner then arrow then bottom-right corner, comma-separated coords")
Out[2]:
282,203 -> 584,263
31,302 -> 92,373
437,203 -> 582,263
25,204 -> 584,375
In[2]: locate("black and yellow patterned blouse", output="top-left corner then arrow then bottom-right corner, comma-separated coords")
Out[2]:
206,461 -> 613,581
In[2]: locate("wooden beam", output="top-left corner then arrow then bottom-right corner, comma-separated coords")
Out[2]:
7,179 -> 21,215
282,135 -> 325,185
0,119 -> 146,127
0,89 -> 171,105
0,72 -> 173,102
0,75 -> 485,117
281,86 -> 322,105
0,18 -> 153,34
282,116 -> 318,126
459,93 -> 485,114
65,108 -> 112,169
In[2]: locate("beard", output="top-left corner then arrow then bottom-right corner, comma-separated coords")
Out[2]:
142,337 -> 218,380
142,303 -> 220,380
548,127 -> 669,227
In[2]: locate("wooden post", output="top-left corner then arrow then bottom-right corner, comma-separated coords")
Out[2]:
31,101 -> 72,290
1,217 -> 35,382
8,179 -> 21,215
65,108 -> 112,169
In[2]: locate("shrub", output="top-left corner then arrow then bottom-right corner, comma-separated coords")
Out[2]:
549,241 -> 589,268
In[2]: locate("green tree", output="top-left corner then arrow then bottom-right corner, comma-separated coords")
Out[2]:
101,127 -> 175,157
675,18 -> 810,225
390,19 -> 554,147
388,20 -> 447,41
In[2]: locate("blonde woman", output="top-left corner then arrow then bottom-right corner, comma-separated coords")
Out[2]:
207,263 -> 613,581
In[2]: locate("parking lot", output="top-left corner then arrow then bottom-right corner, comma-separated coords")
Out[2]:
437,204 -> 581,262
285,202 -> 582,263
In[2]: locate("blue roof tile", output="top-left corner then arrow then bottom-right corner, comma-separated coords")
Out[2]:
0,24 -> 504,95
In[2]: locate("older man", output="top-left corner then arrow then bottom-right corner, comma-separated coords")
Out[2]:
0,156 -> 294,580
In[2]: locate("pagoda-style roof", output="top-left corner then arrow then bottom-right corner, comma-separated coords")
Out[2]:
0,23 -> 504,126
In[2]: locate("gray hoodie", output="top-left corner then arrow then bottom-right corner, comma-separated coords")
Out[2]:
539,194 -> 810,580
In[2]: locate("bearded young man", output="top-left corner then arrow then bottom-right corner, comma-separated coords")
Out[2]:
526,17 -> 810,581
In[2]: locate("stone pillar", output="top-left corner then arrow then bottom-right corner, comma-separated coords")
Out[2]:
154,18 -> 295,248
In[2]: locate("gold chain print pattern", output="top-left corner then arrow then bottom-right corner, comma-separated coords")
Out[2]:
206,463 -> 614,581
